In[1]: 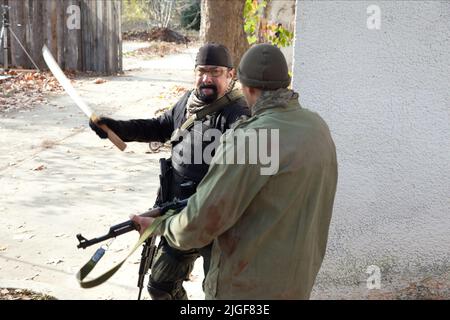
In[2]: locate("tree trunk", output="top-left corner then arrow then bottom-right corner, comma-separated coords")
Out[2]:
200,0 -> 249,68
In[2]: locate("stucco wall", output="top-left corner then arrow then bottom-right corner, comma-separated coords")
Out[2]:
292,1 -> 450,298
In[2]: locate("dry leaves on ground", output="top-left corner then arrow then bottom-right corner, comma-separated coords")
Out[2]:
93,78 -> 107,84
124,41 -> 186,59
33,164 -> 46,171
123,28 -> 190,44
0,69 -> 68,113
0,288 -> 56,300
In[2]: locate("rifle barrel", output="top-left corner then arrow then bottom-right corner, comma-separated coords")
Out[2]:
77,221 -> 135,249
76,198 -> 188,249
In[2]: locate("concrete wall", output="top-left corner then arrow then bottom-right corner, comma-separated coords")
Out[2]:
292,1 -> 450,298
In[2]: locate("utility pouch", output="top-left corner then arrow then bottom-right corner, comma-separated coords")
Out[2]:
154,157 -> 173,207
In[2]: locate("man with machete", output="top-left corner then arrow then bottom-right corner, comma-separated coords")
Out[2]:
90,43 -> 250,300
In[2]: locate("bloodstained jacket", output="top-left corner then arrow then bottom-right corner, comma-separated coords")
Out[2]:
156,89 -> 338,299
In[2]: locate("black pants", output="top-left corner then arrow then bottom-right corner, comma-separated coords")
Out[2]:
147,237 -> 212,300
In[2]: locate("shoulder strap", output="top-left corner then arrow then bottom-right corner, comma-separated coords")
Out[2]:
170,90 -> 243,142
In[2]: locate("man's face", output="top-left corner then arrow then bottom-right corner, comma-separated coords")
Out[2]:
194,65 -> 234,103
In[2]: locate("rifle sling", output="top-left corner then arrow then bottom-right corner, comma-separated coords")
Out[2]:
76,214 -> 170,288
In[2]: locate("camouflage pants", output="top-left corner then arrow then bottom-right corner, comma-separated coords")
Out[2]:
147,237 -> 212,300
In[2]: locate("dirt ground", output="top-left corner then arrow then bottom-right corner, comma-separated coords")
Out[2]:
0,41 -> 204,300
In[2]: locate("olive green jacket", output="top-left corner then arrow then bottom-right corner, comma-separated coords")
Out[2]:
156,89 -> 338,299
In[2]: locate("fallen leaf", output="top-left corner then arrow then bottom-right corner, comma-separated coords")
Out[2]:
41,140 -> 58,149
24,273 -> 40,281
93,78 -> 106,84
13,234 -> 35,241
46,258 -> 64,265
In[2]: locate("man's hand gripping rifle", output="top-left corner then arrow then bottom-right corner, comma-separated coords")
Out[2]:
75,198 -> 187,299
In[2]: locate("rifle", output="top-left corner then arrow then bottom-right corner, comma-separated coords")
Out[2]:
76,198 -> 187,249
75,198 -> 188,299
137,236 -> 157,300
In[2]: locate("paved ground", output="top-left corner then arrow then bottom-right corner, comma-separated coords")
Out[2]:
0,42 -> 205,300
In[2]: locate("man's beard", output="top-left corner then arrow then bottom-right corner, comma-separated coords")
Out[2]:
196,84 -> 218,104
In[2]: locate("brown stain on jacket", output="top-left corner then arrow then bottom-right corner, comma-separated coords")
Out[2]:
233,260 -> 249,276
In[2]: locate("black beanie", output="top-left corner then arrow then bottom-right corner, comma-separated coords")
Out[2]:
238,43 -> 291,90
195,43 -> 233,68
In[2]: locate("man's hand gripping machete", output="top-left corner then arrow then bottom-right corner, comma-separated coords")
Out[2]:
42,45 -> 127,151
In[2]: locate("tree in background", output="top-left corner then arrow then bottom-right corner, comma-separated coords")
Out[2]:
139,0 -> 175,28
244,0 -> 294,48
199,0 -> 294,67
122,0 -> 200,31
180,0 -> 201,31
122,0 -> 148,31
200,0 -> 249,67
122,0 -> 294,65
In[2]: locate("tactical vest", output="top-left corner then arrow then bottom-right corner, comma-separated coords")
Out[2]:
167,90 -> 247,200
170,114 -> 216,199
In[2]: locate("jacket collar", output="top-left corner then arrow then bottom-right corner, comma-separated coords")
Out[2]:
251,88 -> 300,116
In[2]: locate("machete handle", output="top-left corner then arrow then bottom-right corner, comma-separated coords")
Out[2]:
99,123 -> 127,151
91,115 -> 127,151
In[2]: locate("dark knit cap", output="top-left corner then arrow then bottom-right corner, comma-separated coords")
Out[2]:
238,43 -> 291,90
195,43 -> 233,68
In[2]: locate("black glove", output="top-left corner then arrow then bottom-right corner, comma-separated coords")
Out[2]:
89,117 -> 117,139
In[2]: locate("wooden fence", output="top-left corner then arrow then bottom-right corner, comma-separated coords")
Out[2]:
0,0 -> 122,74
